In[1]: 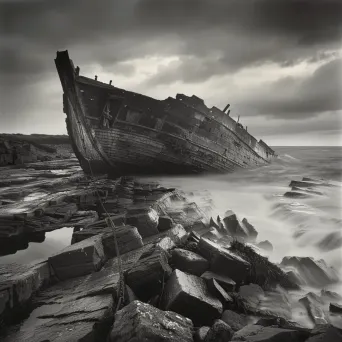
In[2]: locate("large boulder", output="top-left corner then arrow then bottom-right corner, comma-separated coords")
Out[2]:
48,234 -> 105,280
197,237 -> 250,283
161,269 -> 223,326
110,300 -> 194,342
281,256 -> 339,287
172,248 -> 209,276
222,210 -> 258,242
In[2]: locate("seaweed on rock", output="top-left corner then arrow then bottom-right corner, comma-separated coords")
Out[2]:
229,240 -> 299,290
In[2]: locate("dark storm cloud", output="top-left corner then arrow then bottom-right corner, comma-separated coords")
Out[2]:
1,0 -> 342,78
1,0 -> 342,137
237,57 -> 342,118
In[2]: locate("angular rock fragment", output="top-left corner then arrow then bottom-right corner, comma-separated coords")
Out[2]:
239,283 -> 265,312
284,190 -> 312,198
48,234 -> 105,280
330,302 -> 342,313
281,256 -> 339,287
157,215 -> 174,232
221,310 -> 250,332
101,225 -> 143,258
204,319 -> 233,342
201,271 -> 236,292
321,289 -> 342,301
161,269 -> 222,326
72,225 -> 143,259
198,237 -> 250,283
110,300 -> 194,342
172,248 -> 209,276
316,232 -> 342,252
206,278 -> 234,308
238,284 -> 292,320
299,292 -> 328,325
194,326 -> 210,342
125,249 -> 172,301
256,240 -> 273,252
222,210 -> 258,242
126,207 -> 159,238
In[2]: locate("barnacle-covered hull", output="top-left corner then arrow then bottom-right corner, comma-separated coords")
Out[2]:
55,50 -> 276,176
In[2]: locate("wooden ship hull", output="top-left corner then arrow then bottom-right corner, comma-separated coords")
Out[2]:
55,50 -> 276,176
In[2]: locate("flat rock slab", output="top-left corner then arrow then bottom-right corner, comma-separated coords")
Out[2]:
161,269 -> 223,326
232,324 -> 304,342
4,294 -> 114,342
4,266 -> 120,342
48,234 -> 105,281
172,248 -> 209,276
0,260 -> 51,323
198,237 -> 250,283
110,300 -> 194,342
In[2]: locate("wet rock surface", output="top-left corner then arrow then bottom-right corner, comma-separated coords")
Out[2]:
299,292 -> 329,325
110,300 -> 194,342
172,248 -> 209,276
161,269 -> 223,326
221,310 -> 250,332
204,319 -> 234,342
232,324 -> 305,342
281,256 -> 339,287
48,234 -> 105,280
198,237 -> 250,283
1,167 -> 341,342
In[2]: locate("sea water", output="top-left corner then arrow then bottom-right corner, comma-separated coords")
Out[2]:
1,147 -> 341,272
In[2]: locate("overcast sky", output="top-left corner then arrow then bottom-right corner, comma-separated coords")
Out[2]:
1,0 -> 341,146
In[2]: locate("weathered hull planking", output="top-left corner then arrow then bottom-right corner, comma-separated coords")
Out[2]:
55,50 -> 276,176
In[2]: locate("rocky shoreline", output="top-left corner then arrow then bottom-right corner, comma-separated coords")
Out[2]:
0,160 -> 341,341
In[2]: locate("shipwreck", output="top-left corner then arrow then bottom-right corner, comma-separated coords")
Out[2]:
55,50 -> 276,175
